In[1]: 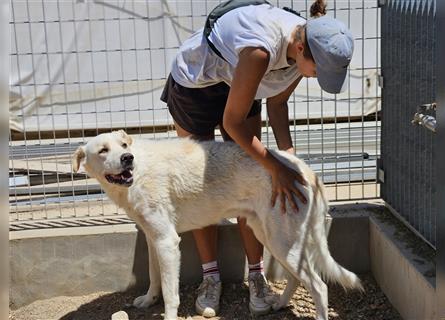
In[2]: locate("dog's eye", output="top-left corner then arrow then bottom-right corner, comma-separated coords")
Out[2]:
122,143 -> 128,149
98,147 -> 108,154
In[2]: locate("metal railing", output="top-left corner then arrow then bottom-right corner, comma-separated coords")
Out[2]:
9,0 -> 381,226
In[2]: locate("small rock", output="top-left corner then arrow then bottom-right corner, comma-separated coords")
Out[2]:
111,310 -> 129,320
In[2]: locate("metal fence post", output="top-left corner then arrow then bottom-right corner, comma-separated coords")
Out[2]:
436,0 -> 445,317
0,2 -> 9,320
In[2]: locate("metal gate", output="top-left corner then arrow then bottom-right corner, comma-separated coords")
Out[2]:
380,0 -> 436,247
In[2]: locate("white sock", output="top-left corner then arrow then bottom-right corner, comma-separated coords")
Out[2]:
202,260 -> 220,282
248,260 -> 265,278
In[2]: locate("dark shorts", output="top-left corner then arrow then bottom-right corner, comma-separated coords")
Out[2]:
161,74 -> 262,136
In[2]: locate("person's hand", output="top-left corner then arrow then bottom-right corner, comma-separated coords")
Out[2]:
269,160 -> 307,214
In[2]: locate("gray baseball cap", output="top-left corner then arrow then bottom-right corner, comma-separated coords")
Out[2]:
306,16 -> 354,94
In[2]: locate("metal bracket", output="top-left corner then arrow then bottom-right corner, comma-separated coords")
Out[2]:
378,75 -> 384,89
377,158 -> 384,183
412,113 -> 436,133
418,102 -> 437,111
411,102 -> 437,133
378,168 -> 385,183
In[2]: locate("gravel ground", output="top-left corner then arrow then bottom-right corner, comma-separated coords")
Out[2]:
10,274 -> 401,320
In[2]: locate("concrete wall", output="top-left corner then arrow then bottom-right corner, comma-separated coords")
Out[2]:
370,216 -> 436,320
11,201 -> 437,319
10,205 -> 370,308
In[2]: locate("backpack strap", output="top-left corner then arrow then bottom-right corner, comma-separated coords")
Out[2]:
282,6 -> 302,17
203,0 -> 271,61
203,0 -> 303,62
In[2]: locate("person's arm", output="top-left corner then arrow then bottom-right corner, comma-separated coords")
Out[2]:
223,47 -> 307,213
266,76 -> 303,154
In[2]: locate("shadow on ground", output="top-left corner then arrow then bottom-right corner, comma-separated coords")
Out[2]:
59,283 -> 304,320
59,274 -> 400,320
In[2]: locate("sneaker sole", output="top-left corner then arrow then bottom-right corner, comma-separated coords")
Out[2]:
249,302 -> 272,316
195,300 -> 219,318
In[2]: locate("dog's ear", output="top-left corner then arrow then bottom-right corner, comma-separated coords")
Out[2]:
72,146 -> 85,173
117,129 -> 133,146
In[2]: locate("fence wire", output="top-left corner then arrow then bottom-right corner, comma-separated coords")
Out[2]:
380,0 -> 436,248
9,0 -> 381,225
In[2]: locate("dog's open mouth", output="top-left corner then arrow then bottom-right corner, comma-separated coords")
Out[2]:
105,169 -> 133,186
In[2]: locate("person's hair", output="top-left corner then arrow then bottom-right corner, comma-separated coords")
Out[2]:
297,0 -> 327,61
310,0 -> 327,18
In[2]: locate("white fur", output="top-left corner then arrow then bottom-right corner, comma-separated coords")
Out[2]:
73,130 -> 363,320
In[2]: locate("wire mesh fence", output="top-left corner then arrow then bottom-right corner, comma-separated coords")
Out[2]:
380,0 -> 436,248
9,0 -> 381,225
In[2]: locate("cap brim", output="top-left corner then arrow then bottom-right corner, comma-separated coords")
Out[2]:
316,64 -> 348,94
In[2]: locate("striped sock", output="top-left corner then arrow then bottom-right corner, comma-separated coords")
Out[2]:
248,260 -> 264,277
202,261 -> 220,282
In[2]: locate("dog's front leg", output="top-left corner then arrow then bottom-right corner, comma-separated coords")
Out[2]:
134,210 -> 181,320
154,233 -> 181,320
133,238 -> 161,308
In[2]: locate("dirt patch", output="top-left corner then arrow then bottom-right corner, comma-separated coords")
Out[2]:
10,274 -> 400,320
369,205 -> 436,278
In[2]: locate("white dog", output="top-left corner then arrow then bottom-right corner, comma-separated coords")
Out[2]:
72,130 -> 363,320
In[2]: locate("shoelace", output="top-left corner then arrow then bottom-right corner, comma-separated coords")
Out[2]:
250,275 -> 271,298
198,278 -> 218,300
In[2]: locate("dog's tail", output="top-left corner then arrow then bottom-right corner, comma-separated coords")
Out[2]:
311,178 -> 364,292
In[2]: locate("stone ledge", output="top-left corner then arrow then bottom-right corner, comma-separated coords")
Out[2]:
370,214 -> 436,320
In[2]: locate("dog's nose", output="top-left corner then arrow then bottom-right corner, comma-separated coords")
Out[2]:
120,153 -> 134,164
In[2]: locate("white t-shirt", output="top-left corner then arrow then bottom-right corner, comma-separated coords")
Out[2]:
170,4 -> 305,99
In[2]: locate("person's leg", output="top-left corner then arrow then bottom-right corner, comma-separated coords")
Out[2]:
174,120 -> 222,318
219,113 -> 264,266
163,75 -> 234,317
174,121 -> 218,267
220,111 -> 277,315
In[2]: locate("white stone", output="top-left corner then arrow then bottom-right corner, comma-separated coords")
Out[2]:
111,310 -> 129,320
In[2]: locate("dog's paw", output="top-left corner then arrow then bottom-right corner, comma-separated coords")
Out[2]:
132,293 -> 159,309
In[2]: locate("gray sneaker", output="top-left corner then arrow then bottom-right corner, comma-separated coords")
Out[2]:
195,276 -> 222,318
248,273 -> 277,316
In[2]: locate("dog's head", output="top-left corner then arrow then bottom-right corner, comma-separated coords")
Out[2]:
72,130 -> 134,187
